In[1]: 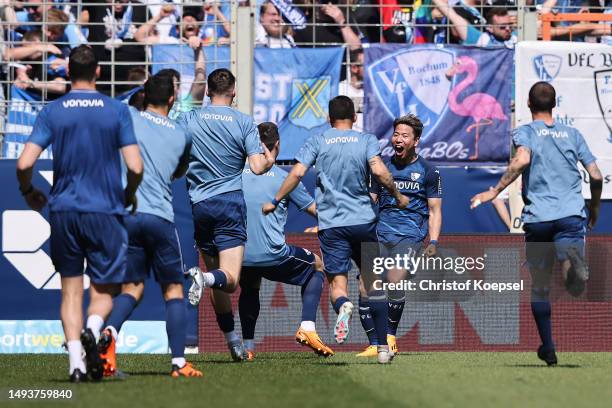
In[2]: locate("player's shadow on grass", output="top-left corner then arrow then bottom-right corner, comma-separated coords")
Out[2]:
505,364 -> 582,368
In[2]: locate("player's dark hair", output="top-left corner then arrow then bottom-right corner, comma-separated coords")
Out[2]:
128,89 -> 146,111
393,114 -> 424,139
528,81 -> 556,113
328,95 -> 355,123
485,7 -> 508,24
258,122 -> 279,151
68,45 -> 98,82
208,68 -> 236,97
144,74 -> 175,108
156,68 -> 181,83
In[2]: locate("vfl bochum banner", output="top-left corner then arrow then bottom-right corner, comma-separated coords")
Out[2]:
2,86 -> 51,159
364,44 -> 513,163
516,41 -> 612,199
253,47 -> 344,160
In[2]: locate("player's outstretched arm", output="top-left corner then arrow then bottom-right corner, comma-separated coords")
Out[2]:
368,156 -> 409,209
262,162 -> 308,215
471,146 -> 530,209
16,142 -> 48,212
585,161 -> 603,229
121,145 -> 144,213
249,141 -> 277,175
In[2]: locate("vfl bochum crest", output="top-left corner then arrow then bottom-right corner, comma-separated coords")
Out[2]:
594,69 -> 612,142
367,48 -> 455,141
532,54 -> 561,82
410,172 -> 421,181
289,76 -> 331,130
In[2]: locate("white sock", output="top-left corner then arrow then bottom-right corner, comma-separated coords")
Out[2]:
300,321 -> 316,332
171,357 -> 186,368
243,339 -> 255,351
86,315 -> 104,339
67,340 -> 86,374
202,272 -> 216,287
224,331 -> 239,344
106,325 -> 118,341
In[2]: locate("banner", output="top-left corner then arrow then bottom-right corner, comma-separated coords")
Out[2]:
253,47 -> 344,160
364,44 -> 513,163
516,41 -> 612,199
0,320 -> 168,353
151,45 -> 230,98
2,86 -> 51,159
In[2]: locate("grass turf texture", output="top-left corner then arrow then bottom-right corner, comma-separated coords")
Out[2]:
1,352 -> 612,408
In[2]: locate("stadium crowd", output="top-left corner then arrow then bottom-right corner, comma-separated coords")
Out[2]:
0,0 -> 610,102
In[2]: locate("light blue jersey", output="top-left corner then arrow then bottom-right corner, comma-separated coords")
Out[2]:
177,105 -> 263,205
129,108 -> 191,222
512,120 -> 596,224
242,164 -> 314,266
295,128 -> 379,230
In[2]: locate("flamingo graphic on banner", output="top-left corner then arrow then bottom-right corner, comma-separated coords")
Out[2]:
365,44 -> 512,163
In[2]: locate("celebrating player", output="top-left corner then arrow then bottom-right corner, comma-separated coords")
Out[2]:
97,74 -> 202,378
357,114 -> 442,357
471,82 -> 603,366
16,45 -> 143,382
263,96 -> 408,364
181,69 -> 276,360
239,122 -> 334,359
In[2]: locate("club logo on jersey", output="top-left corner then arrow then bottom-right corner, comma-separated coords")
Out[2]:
140,111 -> 176,129
62,99 -> 104,108
289,76 -> 331,130
594,69 -> 612,142
410,172 -> 421,181
532,54 -> 561,82
367,48 -> 454,141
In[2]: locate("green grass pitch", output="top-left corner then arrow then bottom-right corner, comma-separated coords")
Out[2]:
1,352 -> 612,408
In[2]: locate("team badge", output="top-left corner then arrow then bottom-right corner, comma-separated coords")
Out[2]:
594,69 -> 612,142
532,54 -> 561,82
367,48 -> 455,141
410,172 -> 421,181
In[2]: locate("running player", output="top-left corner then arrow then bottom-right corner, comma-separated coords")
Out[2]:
239,122 -> 334,359
471,81 -> 603,366
181,69 -> 276,360
16,45 -> 143,382
357,114 -> 442,357
263,96 -> 409,363
97,74 -> 202,378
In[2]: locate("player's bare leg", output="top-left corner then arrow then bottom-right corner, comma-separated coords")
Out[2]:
60,276 -> 86,381
188,246 -> 244,305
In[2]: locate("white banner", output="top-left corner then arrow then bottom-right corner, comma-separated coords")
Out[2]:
516,41 -> 612,199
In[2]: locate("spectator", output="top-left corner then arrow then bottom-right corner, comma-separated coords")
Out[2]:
12,3 -> 85,48
144,0 -> 181,39
80,0 -> 148,95
433,0 -> 517,46
12,30 -> 68,95
256,1 -> 296,47
339,48 -> 364,130
292,0 -> 362,49
378,0 -> 434,43
135,8 -> 201,45
535,0 -> 611,41
196,1 -> 231,45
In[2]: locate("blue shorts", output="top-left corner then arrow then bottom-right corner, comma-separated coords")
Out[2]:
379,237 -> 424,258
524,215 -> 586,270
193,190 -> 247,256
242,246 -> 316,286
124,213 -> 183,284
50,212 -> 127,284
318,222 -> 378,276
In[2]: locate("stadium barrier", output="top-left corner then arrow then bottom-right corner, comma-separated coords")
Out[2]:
199,234 -> 612,353
540,13 -> 612,42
